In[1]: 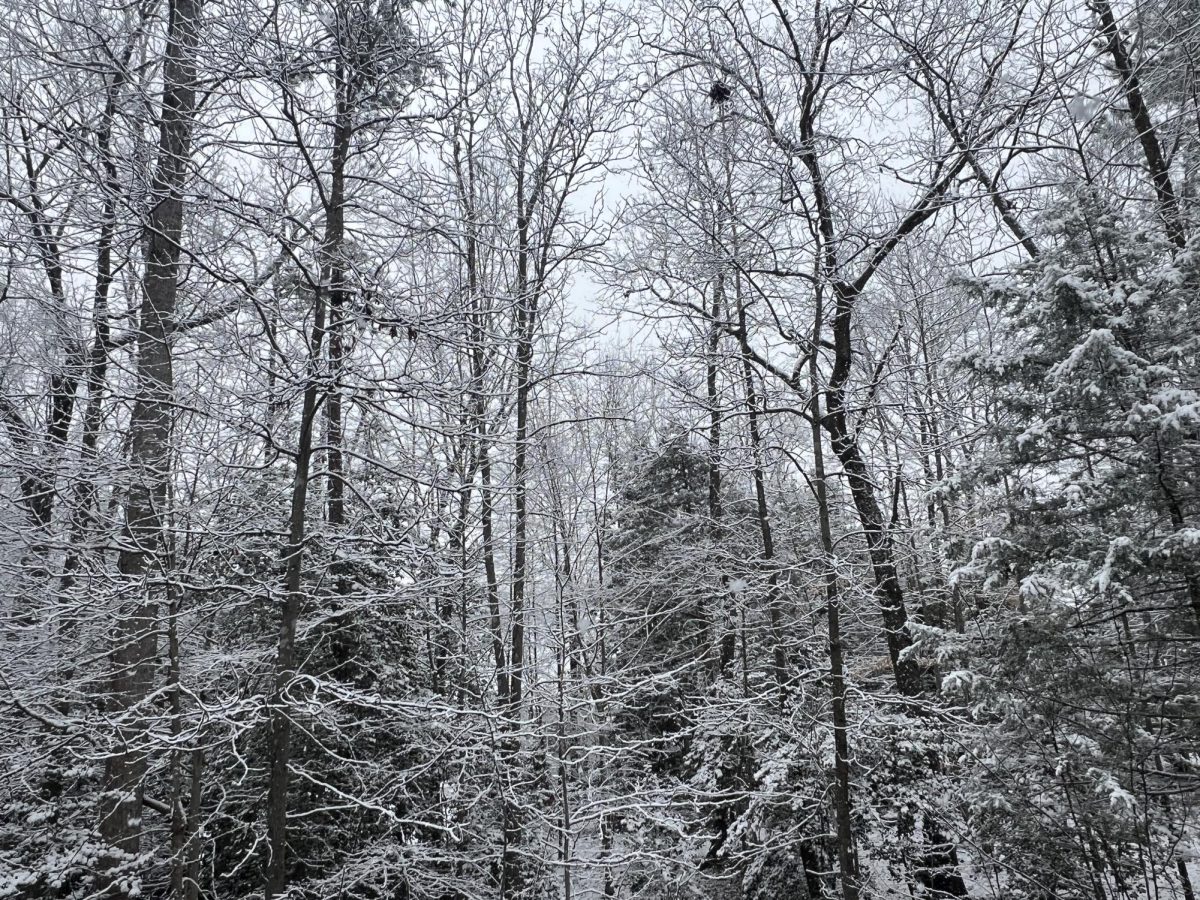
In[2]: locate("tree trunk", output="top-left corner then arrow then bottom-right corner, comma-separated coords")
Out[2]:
325,75 -> 350,536
823,288 -> 922,697
1094,0 -> 1187,248
264,48 -> 356,896
500,179 -> 536,900
99,0 -> 201,873
708,272 -> 737,672
509,282 -> 532,715
264,299 -> 326,899
735,280 -> 787,699
811,288 -> 860,900
60,50 -> 131,613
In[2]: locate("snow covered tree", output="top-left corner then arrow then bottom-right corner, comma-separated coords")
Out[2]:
958,180 -> 1200,898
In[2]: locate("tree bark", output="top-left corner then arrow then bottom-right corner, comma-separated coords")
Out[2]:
264,295 -> 327,899
823,287 -> 922,697
325,72 -> 350,536
500,156 -> 536,900
264,38 -> 362,894
810,288 -> 860,900
1093,0 -> 1187,248
98,0 -> 201,875
708,272 -> 737,673
60,46 -> 134,608
735,279 -> 787,698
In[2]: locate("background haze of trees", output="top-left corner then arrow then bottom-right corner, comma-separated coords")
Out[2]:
1,0 -> 1199,898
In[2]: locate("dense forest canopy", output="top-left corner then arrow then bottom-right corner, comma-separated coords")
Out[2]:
1,0 -> 1198,898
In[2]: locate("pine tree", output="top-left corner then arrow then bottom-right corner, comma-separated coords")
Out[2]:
958,185 -> 1200,897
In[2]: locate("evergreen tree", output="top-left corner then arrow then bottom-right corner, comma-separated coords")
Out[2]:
958,185 -> 1200,897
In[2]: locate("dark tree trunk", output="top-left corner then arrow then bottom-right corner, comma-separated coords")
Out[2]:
823,288 -> 922,697
99,0 -> 201,873
1094,0 -> 1187,248
60,48 -> 133,609
708,272 -> 737,672
735,281 -> 787,698
811,288 -> 860,900
325,79 -> 350,536
264,53 -> 353,900
264,300 -> 326,899
496,139 -> 539,900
